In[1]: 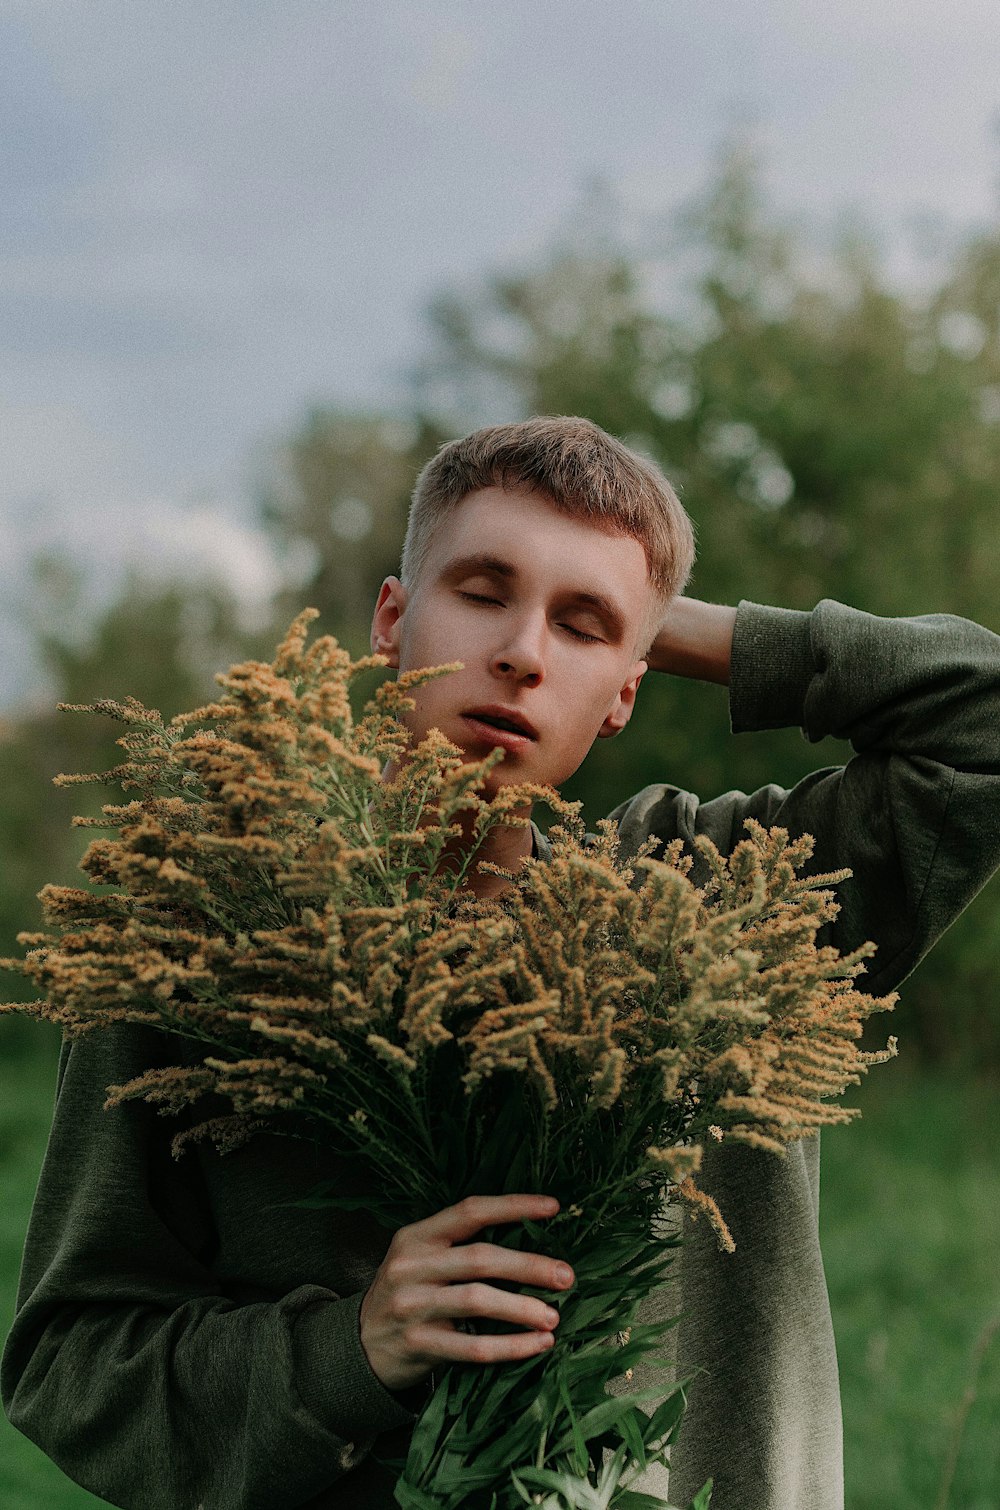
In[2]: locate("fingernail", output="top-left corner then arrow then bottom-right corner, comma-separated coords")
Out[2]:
556,1265 -> 573,1285
545,1308 -> 559,1325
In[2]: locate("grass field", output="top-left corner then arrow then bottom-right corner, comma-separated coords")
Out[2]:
821,1066 -> 1000,1509
1,1048 -> 998,1509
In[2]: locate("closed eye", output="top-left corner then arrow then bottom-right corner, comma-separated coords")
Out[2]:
458,592 -> 604,644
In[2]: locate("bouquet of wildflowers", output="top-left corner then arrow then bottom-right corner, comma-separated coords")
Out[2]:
3,609 -> 897,1510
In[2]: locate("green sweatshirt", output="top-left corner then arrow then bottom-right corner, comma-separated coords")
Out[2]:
4,599 -> 1000,1510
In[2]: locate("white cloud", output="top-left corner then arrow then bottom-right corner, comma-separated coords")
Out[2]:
1,402 -> 135,497
0,397 -> 283,706
139,500 -> 281,607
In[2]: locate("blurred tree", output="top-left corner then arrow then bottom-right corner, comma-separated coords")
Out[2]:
258,409 -> 449,656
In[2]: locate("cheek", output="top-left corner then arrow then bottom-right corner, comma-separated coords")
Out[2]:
421,599 -> 485,658
557,692 -> 610,747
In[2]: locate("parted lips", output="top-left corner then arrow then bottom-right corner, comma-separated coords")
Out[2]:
463,705 -> 539,738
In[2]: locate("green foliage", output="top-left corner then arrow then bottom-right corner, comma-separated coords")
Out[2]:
821,1069 -> 1000,1509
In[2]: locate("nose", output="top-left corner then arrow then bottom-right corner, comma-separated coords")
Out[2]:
490,614 -> 545,685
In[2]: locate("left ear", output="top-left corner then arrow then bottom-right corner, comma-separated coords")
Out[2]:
597,659 -> 648,739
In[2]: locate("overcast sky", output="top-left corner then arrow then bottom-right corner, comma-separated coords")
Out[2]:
2,0 -> 999,709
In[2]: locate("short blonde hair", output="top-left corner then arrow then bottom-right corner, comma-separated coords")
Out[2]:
400,416 -> 695,659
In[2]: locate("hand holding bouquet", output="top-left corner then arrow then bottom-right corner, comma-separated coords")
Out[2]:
3,610 -> 897,1509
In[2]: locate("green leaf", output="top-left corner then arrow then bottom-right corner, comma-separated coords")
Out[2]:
548,1396 -> 652,1458
274,1184 -> 402,1229
622,1315 -> 682,1349
614,1493 -> 680,1509
401,1373 -> 452,1479
392,1479 -> 446,1510
465,1416 -> 551,1476
594,1439 -> 629,1496
446,1363 -> 479,1412
566,1288 -> 631,1332
688,1479 -> 714,1509
558,1369 -> 590,1475
643,1387 -> 688,1448
617,1406 -> 648,1471
512,1466 -> 604,1508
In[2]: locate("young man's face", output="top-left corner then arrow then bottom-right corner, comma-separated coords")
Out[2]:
370,485 -> 657,796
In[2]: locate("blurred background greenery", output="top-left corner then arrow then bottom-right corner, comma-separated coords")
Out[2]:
2,147 -> 998,1507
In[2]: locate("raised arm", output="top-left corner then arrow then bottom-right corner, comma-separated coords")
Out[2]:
645,596 -> 737,686
617,596 -> 1000,996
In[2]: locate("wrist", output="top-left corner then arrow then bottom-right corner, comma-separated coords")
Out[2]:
647,598 -> 737,685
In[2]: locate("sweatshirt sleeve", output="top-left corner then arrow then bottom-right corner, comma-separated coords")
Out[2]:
1,1022 -> 420,1510
612,597 -> 1000,996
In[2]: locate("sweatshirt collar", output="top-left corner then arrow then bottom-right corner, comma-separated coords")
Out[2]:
529,819 -> 552,864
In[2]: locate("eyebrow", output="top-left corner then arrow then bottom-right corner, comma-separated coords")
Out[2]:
438,552 -> 629,639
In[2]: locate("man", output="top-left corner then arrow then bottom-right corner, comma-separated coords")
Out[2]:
5,416 -> 1000,1509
